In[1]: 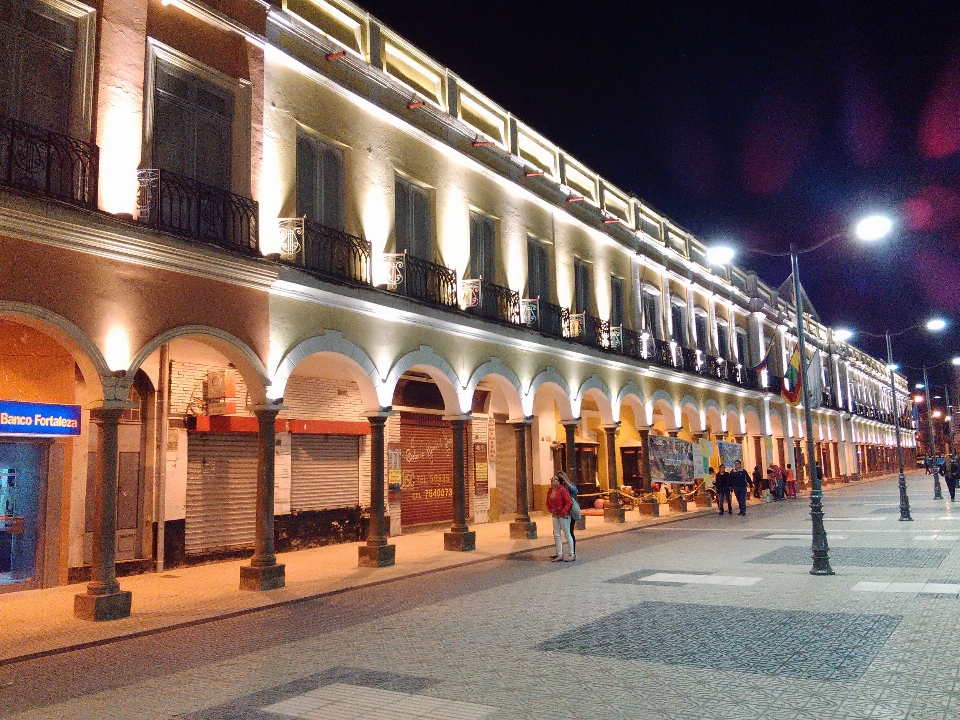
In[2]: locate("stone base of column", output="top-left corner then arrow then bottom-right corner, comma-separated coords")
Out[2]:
74,590 -> 132,621
637,501 -> 659,516
604,506 -> 626,523
509,521 -> 538,539
240,563 -> 286,591
693,493 -> 712,507
668,497 -> 688,512
444,530 -> 476,552
358,543 -> 396,567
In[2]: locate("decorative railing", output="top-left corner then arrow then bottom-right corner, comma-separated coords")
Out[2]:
521,297 -> 565,338
564,311 -> 607,349
679,346 -> 700,373
651,338 -> 674,368
0,115 -> 98,206
382,251 -> 458,308
278,217 -> 372,284
462,278 -> 520,324
705,354 -> 726,380
137,169 -> 258,252
617,328 -> 645,361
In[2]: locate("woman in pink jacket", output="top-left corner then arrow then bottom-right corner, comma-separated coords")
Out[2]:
546,473 -> 575,562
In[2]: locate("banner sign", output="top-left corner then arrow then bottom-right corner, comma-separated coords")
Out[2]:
699,439 -> 714,475
648,435 -> 695,485
717,440 -> 744,469
0,401 -> 81,437
474,442 -> 489,496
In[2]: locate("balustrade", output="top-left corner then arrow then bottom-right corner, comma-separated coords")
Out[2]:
382,251 -> 459,308
278,217 -> 372,284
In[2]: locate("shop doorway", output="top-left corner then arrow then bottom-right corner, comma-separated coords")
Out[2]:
0,442 -> 46,588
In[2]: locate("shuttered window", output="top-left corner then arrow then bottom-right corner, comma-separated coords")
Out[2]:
395,177 -> 431,259
694,312 -> 709,352
671,302 -> 687,345
642,288 -> 661,337
527,237 -> 550,300
290,435 -> 360,511
717,322 -> 729,359
736,329 -> 749,364
468,212 -> 496,280
153,61 -> 233,190
296,133 -> 344,230
610,275 -> 624,327
185,434 -> 258,554
574,257 -> 591,314
0,0 -> 77,134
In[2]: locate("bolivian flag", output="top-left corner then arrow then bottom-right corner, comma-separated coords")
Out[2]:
782,344 -> 803,405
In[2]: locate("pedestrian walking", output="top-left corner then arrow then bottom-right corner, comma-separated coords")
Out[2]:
730,460 -> 750,516
559,471 -> 579,549
715,463 -> 732,515
944,454 -> 957,502
752,465 -> 763,499
785,463 -> 797,498
546,472 -> 575,561
925,456 -> 932,475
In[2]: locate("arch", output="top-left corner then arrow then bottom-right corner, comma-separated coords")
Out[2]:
679,395 -> 703,433
704,399 -> 724,435
464,358 -> 525,420
385,346 -> 462,415
129,325 -> 270,405
768,406 -> 785,436
527,367 -> 573,421
725,403 -> 745,435
0,301 -> 111,401
650,389 -> 678,431
744,405 -> 762,436
573,374 -> 615,425
272,331 -> 382,412
616,382 -> 648,426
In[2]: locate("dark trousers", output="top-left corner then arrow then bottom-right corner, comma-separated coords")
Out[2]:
946,476 -> 957,501
734,486 -> 747,514
716,486 -> 732,513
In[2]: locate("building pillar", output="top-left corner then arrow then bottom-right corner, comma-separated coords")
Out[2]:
445,417 -> 476,551
509,418 -> 537,538
240,405 -> 286,590
75,404 -> 133,621
638,427 -> 653,492
602,424 -> 625,522
359,412 -> 396,567
562,420 -> 579,486
692,432 -> 711,506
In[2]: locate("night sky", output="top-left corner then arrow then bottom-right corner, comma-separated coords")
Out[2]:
359,0 -> 960,386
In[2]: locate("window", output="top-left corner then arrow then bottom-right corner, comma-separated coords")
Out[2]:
526,237 -> 550,300
468,211 -> 496,281
394,176 -> 431,259
296,132 -> 344,230
0,0 -> 79,134
610,276 -> 624,327
574,258 -> 592,314
694,311 -> 709,352
671,301 -> 687,345
641,286 -> 661,337
153,59 -> 233,190
717,322 -> 729,359
736,329 -> 748,364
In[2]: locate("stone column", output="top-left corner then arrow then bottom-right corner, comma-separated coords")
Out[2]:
444,417 -> 476,551
638,428 -> 653,492
667,429 -> 679,438
240,405 -> 286,590
562,420 -> 578,486
359,412 -> 396,567
692,432 -> 711,507
602,424 -> 625,522
509,418 -> 537,539
75,404 -> 133,621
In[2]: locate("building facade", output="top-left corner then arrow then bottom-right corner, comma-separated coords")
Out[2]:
0,0 -> 913,618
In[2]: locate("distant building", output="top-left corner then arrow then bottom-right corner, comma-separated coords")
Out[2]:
0,0 -> 912,615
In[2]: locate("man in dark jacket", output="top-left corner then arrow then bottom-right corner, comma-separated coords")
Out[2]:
730,460 -> 750,516
715,464 -> 732,515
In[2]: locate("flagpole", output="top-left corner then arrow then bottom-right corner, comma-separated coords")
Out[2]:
791,245 -> 834,575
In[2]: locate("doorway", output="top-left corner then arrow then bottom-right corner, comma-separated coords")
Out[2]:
0,442 -> 46,588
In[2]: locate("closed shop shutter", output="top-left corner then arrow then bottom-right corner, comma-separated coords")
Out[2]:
185,434 -> 258,554
290,435 -> 359,511
400,413 -> 455,526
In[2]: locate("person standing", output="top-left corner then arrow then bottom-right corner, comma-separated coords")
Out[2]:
785,464 -> 797,498
559,471 -> 579,551
752,465 -> 763,499
715,464 -> 732,515
730,460 -> 750,516
546,473 -> 575,561
944,454 -> 957,502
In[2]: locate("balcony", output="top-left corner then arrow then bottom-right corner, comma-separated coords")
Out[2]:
0,115 -> 98,207
278,217 -> 372,285
651,338 -> 674,368
564,311 -> 608,349
705,354 -> 726,380
521,297 -> 566,339
137,169 -> 258,252
462,278 -> 520,324
679,346 -> 701,373
382,252 -> 458,308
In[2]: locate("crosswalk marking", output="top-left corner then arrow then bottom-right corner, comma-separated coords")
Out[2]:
640,572 -> 762,586
853,581 -> 960,595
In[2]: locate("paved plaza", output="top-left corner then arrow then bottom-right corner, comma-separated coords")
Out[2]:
3,472 -> 960,719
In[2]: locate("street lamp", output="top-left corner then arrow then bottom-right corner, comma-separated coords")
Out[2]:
840,318 -> 947,519
709,213 -> 893,576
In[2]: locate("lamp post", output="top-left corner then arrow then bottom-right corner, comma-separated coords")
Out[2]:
707,214 -> 893,576
923,366 -> 944,500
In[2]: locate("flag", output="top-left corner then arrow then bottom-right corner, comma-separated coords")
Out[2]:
806,349 -> 822,410
749,341 -> 774,372
782,344 -> 803,405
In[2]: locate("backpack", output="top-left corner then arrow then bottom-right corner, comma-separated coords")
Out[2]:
568,495 -> 582,522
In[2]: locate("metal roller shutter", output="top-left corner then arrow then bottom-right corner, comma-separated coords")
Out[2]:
290,435 -> 360,511
185,434 -> 258,554
400,413 -> 455,526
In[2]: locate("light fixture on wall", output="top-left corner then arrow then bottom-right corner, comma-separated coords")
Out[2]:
325,51 -> 347,61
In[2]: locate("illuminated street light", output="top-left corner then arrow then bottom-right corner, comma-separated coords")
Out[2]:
953,357 -> 960,366
927,318 -> 947,331
915,395 -> 925,403
834,328 -> 854,342
916,383 -> 926,389
706,245 -> 736,266
855,215 -> 893,241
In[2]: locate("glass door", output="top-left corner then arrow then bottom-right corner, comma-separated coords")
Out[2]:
0,442 -> 44,586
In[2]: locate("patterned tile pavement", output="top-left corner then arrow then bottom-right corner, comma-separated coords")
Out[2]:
4,472 -> 960,720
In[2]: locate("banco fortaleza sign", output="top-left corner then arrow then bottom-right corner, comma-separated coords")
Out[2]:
0,400 -> 82,437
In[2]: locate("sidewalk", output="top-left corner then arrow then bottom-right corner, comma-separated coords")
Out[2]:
0,478 -> 881,665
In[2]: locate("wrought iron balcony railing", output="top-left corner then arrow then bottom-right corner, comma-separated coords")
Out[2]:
277,217 -> 372,285
137,169 -> 258,252
382,251 -> 458,308
565,311 -> 608,349
705,354 -> 726,380
651,338 -> 674,368
679,346 -> 700,373
521,297 -> 565,339
462,278 -> 520,324
0,115 -> 98,206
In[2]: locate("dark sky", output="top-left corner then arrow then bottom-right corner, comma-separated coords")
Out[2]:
359,0 -> 960,386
